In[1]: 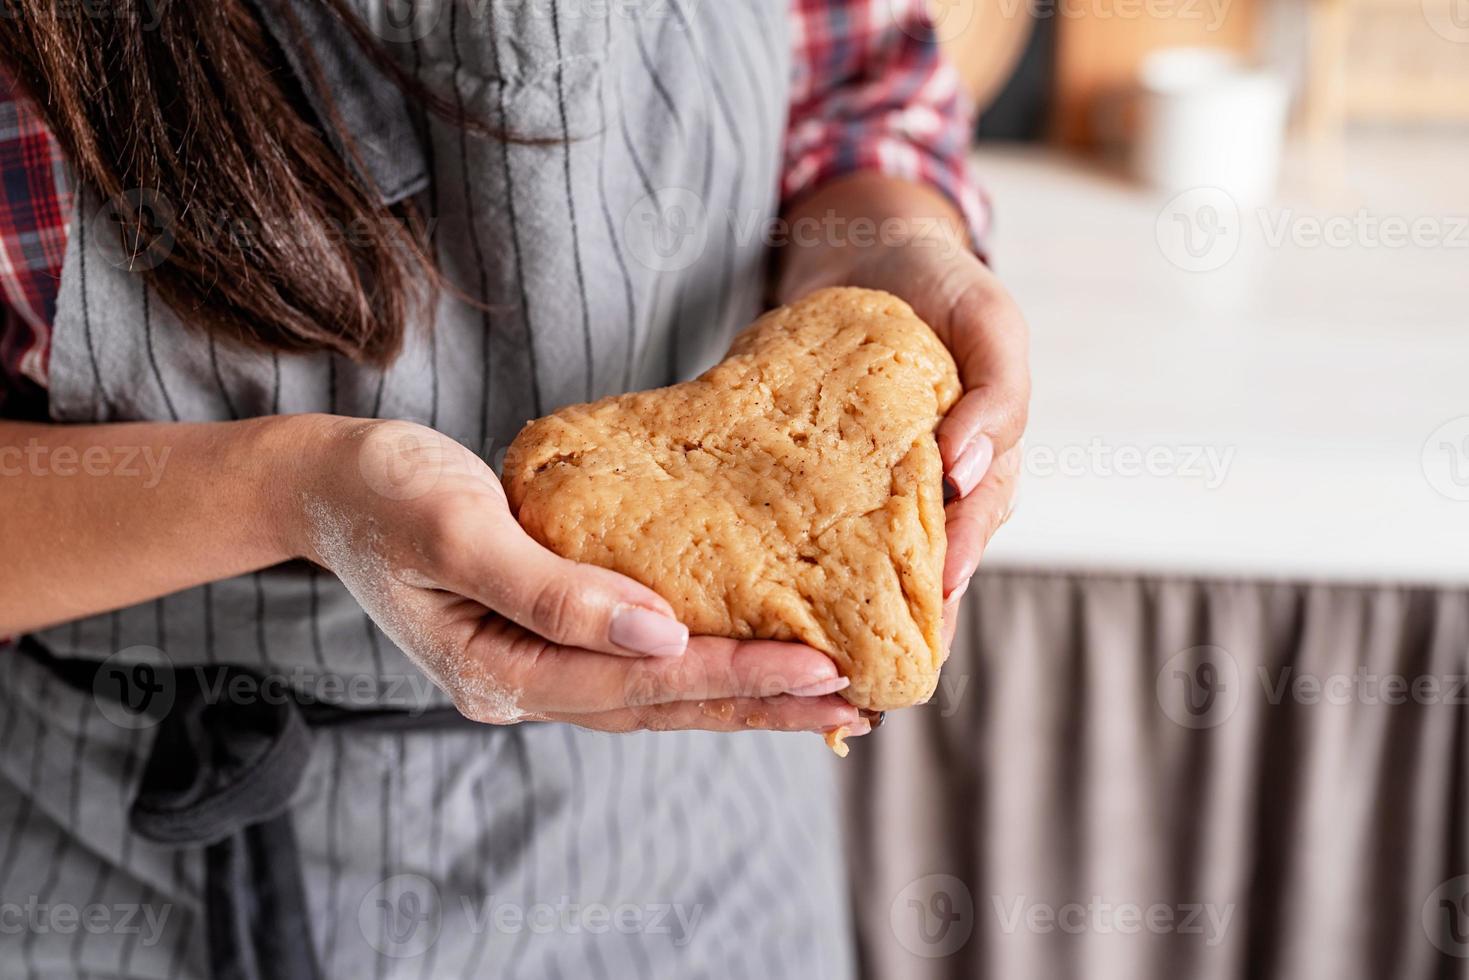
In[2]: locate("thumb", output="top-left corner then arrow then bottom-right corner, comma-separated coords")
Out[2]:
458,512 -> 689,658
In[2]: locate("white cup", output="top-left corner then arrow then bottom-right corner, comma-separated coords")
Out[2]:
1134,48 -> 1290,204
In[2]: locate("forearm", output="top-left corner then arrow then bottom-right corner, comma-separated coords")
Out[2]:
0,414 -> 328,635
774,171 -> 971,304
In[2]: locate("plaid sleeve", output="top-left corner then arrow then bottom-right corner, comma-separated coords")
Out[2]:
0,64 -> 70,417
784,0 -> 989,245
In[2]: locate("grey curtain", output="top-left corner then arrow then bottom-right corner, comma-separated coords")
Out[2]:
841,568 -> 1469,980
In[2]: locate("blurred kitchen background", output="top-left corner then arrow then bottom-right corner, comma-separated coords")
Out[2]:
843,2 -> 1469,978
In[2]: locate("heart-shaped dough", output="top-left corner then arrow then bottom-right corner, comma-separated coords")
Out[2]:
503,287 -> 962,712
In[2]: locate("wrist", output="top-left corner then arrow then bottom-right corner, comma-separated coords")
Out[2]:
774,172 -> 972,305
248,412 -> 361,564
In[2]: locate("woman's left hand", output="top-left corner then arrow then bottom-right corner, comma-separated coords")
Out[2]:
775,175 -> 1030,646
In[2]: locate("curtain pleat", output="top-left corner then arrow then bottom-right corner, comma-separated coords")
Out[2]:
843,569 -> 1469,980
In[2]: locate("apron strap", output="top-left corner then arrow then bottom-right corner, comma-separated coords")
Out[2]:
128,666 -> 319,980
244,0 -> 429,206
130,668 -> 313,844
205,820 -> 322,980
34,647 -> 477,980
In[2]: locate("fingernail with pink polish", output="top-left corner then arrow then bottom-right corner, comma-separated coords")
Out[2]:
948,434 -> 994,498
788,675 -> 851,698
610,605 -> 688,657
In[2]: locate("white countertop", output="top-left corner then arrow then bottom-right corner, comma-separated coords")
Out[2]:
972,139 -> 1469,585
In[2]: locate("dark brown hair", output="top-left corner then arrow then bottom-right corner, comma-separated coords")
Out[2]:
0,0 -> 454,365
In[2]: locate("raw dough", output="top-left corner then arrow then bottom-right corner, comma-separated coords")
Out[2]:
503,287 -> 961,711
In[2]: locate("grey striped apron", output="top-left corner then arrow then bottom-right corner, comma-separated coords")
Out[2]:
0,1 -> 855,977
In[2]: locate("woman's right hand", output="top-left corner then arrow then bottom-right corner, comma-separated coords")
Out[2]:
287,417 -> 869,737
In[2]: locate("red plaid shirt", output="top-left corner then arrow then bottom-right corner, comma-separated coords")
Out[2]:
0,0 -> 984,414
0,75 -> 72,419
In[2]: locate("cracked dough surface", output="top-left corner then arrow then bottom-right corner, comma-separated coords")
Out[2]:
502,287 -> 962,710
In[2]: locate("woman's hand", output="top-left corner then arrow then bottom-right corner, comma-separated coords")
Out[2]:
776,173 -> 1031,647
287,417 -> 867,736
823,238 -> 1027,641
